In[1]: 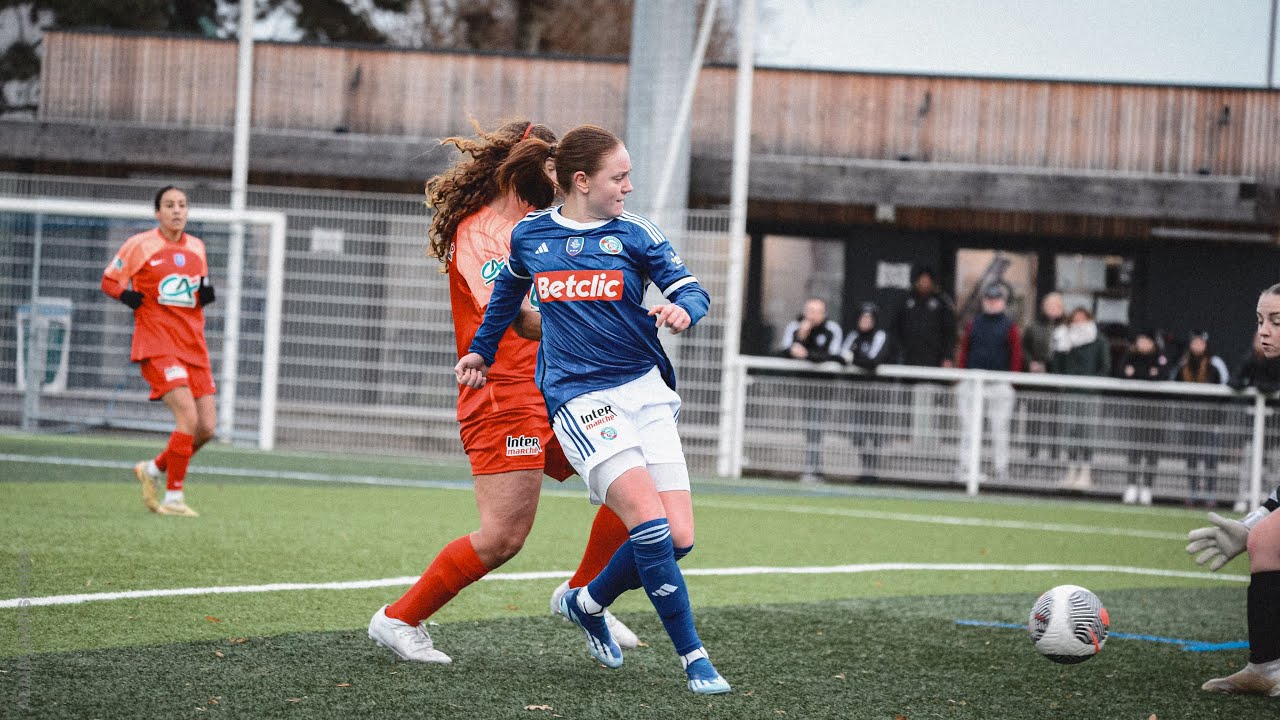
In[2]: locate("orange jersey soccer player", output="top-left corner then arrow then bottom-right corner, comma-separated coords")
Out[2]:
100,185 -> 217,518
366,120 -> 639,664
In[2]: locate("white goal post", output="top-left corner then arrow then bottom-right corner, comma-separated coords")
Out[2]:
0,196 -> 287,450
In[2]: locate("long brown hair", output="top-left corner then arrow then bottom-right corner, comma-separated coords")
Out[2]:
426,119 -> 557,269
500,124 -> 623,206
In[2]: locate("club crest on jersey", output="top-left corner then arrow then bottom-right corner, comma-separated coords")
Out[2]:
599,236 -> 622,255
505,435 -> 542,457
535,270 -> 623,303
566,236 -> 585,256
174,253 -> 186,268
480,257 -> 506,286
157,274 -> 199,307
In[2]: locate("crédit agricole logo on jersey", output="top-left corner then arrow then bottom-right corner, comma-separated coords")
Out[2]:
534,270 -> 624,303
157,274 -> 200,308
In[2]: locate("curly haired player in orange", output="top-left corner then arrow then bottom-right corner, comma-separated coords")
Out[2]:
366,120 -> 638,663
101,185 -> 217,518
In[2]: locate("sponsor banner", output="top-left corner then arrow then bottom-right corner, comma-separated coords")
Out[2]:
535,270 -> 623,303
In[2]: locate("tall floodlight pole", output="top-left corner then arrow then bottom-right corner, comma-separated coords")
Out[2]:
1268,0 -> 1277,88
218,0 -> 254,442
715,0 -> 755,478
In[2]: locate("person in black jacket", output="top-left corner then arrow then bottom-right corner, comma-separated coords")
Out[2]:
1172,331 -> 1231,506
1118,329 -> 1168,505
892,266 -> 957,451
840,302 -> 894,480
891,266 -> 956,368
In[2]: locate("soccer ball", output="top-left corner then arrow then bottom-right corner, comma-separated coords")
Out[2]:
1027,584 -> 1110,664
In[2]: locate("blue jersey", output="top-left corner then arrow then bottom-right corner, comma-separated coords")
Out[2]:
468,207 -> 710,418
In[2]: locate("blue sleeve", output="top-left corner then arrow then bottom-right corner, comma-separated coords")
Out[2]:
467,262 -> 531,365
639,223 -> 710,327
670,282 -> 710,327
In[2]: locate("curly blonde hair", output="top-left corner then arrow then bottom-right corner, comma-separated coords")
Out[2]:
426,119 -> 557,270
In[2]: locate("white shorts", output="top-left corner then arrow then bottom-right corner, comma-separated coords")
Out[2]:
551,367 -> 690,505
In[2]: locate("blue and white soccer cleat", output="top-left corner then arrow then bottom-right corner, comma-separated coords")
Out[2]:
559,587 -> 623,669
683,647 -> 731,695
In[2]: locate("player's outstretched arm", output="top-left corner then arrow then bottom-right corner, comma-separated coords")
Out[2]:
454,352 -> 490,389
1186,508 -> 1271,571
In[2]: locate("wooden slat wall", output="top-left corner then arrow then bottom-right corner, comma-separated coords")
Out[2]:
39,31 -> 1280,183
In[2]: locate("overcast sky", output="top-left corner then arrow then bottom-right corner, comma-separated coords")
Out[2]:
756,0 -> 1279,87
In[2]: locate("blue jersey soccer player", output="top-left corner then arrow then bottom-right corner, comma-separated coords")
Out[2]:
455,125 -> 729,695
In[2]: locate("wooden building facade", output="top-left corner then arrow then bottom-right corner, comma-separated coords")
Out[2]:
5,29 -> 1280,357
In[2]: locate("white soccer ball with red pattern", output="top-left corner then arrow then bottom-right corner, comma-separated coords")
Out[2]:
1027,584 -> 1110,664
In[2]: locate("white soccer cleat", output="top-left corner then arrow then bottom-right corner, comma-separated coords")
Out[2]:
155,499 -> 198,517
368,605 -> 452,664
551,579 -> 640,649
1202,663 -> 1280,696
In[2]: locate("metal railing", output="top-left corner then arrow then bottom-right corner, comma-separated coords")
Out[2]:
725,355 -> 1274,507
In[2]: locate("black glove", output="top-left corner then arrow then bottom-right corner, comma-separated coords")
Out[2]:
197,276 -> 216,306
119,290 -> 144,309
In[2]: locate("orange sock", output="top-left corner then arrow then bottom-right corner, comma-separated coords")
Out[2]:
387,535 -> 490,626
569,505 -> 630,588
163,431 -> 194,491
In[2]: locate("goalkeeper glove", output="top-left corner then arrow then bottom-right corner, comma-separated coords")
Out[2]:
197,276 -> 216,306
119,290 -> 144,309
1186,507 -> 1271,571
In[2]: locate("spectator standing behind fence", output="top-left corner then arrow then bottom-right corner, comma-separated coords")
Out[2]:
1050,307 -> 1110,491
1118,329 -> 1168,505
778,297 -> 842,362
1022,292 -> 1066,466
1173,331 -> 1230,507
956,284 -> 1023,483
892,266 -> 956,367
893,266 -> 957,449
777,298 -> 842,484
840,302 -> 894,481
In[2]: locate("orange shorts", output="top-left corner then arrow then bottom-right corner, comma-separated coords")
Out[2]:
139,356 -> 216,401
459,405 -> 576,481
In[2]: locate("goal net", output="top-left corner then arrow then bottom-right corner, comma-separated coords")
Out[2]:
0,197 -> 286,448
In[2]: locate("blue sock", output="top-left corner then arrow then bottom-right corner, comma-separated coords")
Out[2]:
585,536 -> 695,610
629,519 -> 701,656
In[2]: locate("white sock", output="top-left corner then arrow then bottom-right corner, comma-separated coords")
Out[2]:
1250,658 -> 1280,677
680,646 -> 709,669
163,490 -> 184,505
576,587 -> 604,616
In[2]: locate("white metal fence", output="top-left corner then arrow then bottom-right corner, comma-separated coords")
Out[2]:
0,173 -> 729,468
3,172 -> 1278,506
725,356 -> 1277,507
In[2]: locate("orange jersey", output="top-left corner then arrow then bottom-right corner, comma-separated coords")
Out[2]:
448,205 -> 541,421
103,229 -> 211,367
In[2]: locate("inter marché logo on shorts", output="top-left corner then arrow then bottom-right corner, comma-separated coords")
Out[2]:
505,435 -> 542,457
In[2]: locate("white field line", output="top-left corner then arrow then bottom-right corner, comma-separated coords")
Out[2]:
4,454 -> 1190,541
0,563 -> 1246,609
693,498 -> 1190,541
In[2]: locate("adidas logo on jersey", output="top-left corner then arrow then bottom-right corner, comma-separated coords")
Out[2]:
535,242 -> 549,255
